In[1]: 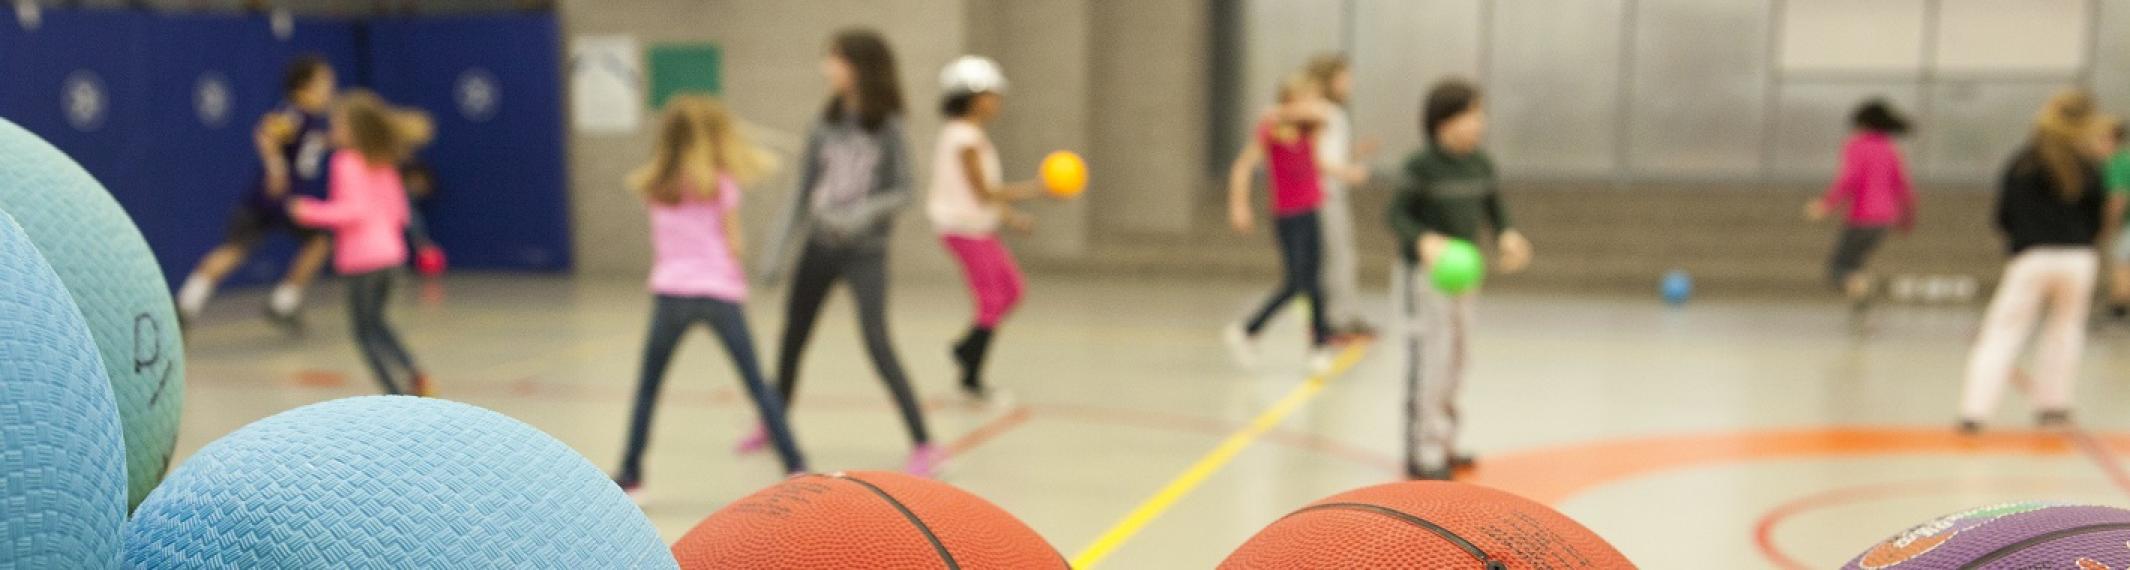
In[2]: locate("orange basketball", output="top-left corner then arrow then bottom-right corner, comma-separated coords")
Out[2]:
1220,481 -> 1634,569
671,471 -> 1066,569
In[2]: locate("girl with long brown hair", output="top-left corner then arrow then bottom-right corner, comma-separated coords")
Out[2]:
613,96 -> 805,495
746,29 -> 940,476
1959,89 -> 2112,433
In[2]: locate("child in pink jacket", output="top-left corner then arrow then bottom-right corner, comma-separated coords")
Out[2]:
290,90 -> 433,396
1808,98 -> 1916,316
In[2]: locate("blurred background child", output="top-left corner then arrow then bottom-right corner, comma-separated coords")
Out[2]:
1958,90 -> 2110,433
287,90 -> 434,397
750,29 -> 940,477
175,55 -> 339,331
1806,98 -> 1916,321
613,95 -> 806,495
928,55 -> 1044,404
1224,75 -> 1338,372
1387,79 -> 1531,480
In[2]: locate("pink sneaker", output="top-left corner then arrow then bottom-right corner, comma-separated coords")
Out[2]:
734,425 -> 768,455
903,444 -> 946,478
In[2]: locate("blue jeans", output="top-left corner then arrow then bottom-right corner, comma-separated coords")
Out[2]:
1243,211 -> 1330,345
619,295 -> 807,475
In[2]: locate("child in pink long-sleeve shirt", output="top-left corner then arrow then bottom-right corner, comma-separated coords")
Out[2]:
1808,98 -> 1915,314
290,90 -> 434,396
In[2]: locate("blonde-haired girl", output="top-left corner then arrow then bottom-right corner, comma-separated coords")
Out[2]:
1959,89 -> 2112,433
288,90 -> 433,397
614,95 -> 806,495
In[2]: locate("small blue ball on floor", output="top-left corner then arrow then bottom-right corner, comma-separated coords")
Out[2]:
122,396 -> 676,569
0,209 -> 128,568
1661,269 -> 1693,306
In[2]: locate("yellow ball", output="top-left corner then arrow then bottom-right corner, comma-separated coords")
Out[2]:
1040,151 -> 1087,199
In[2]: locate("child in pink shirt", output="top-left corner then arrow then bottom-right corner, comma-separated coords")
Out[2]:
613,97 -> 806,495
289,90 -> 432,397
1224,75 -> 1342,372
1808,98 -> 1915,314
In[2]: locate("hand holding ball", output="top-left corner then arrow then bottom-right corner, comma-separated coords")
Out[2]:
1040,151 -> 1086,199
1430,239 -> 1485,294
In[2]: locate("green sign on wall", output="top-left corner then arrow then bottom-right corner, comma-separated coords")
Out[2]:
648,43 -> 721,109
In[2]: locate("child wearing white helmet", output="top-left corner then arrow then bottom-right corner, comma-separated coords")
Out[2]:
928,55 -> 1047,403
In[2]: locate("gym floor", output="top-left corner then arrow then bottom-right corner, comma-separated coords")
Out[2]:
176,273 -> 2130,568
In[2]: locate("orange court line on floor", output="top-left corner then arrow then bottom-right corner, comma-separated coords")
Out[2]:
1465,427 -> 2130,505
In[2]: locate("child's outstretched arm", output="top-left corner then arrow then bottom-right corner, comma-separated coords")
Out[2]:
289,154 -> 371,228
960,146 -> 1039,204
1227,142 -> 1263,233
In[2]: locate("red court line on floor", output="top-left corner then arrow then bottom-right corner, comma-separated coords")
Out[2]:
945,406 -> 1033,458
1751,477 -> 2096,569
283,370 -> 1407,469
2067,424 -> 2130,496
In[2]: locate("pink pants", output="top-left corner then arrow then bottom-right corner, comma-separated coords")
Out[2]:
944,235 -> 1025,328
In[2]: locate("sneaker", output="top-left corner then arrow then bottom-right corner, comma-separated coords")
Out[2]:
1223,325 -> 1259,368
408,374 -> 435,398
960,385 -> 1014,411
263,305 -> 305,336
1405,465 -> 1454,481
904,443 -> 946,478
734,425 -> 769,455
1450,453 -> 1478,472
2037,409 -> 2073,428
1309,347 -> 1337,374
1956,419 -> 1983,436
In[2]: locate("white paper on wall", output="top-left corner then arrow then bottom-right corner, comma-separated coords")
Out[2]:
570,35 -> 644,134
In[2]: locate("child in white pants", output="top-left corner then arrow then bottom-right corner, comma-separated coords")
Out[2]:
1959,90 -> 2111,432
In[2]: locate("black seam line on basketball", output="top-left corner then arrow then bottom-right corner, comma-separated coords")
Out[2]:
1290,503 -> 1506,569
1960,522 -> 2130,569
832,474 -> 961,570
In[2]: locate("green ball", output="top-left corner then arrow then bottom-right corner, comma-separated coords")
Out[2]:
0,119 -> 185,510
1431,239 -> 1485,294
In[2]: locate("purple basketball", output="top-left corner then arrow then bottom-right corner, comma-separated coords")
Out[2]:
1844,502 -> 2130,569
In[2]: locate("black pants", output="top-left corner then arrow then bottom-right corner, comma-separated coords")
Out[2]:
1243,211 -> 1330,345
620,295 -> 806,475
773,237 -> 931,446
1827,226 -> 1888,288
347,270 -> 420,393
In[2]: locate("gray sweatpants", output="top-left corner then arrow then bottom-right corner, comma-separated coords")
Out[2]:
1318,185 -> 1365,328
1393,258 -> 1474,471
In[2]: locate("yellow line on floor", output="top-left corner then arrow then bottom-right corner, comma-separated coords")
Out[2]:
1068,342 -> 1370,569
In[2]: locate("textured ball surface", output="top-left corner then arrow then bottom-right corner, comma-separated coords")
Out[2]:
123,396 -> 675,569
1220,481 -> 1632,569
0,118 -> 185,508
1844,502 -> 2130,569
0,210 -> 127,569
672,471 -> 1065,569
